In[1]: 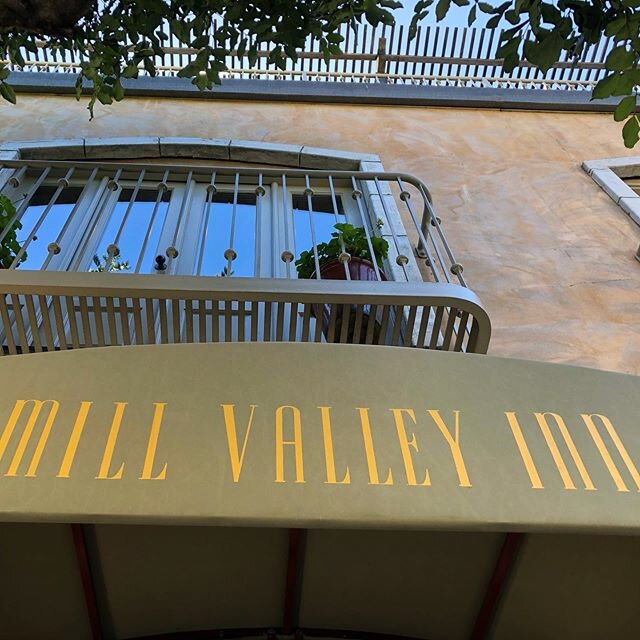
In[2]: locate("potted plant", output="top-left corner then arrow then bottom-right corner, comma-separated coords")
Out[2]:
0,195 -> 26,269
295,221 -> 389,281
295,222 -> 390,343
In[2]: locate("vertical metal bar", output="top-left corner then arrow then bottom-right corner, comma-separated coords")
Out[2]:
374,177 -> 408,280
263,301 -> 272,341
326,304 -> 338,343
454,311 -> 469,352
135,170 -> 169,274
93,297 -> 105,347
281,174 -> 295,279
304,175 -> 322,278
167,171 -> 193,269
0,166 -> 51,245
105,297 -> 118,345
79,296 -> 92,347
10,294 -> 28,353
106,169 -> 146,270
132,298 -> 144,344
198,299 -> 207,343
353,304 -> 364,343
442,307 -> 457,350
0,295 -> 16,354
226,172 -> 240,275
212,300 -> 220,342
351,177 -> 382,281
404,305 -> 418,346
251,301 -> 259,341
255,174 -> 264,277
224,299 -> 233,342
185,299 -> 194,344
328,176 -> 350,280
171,299 -> 180,343
43,167 -> 99,270
288,302 -> 297,342
158,300 -> 168,343
429,306 -> 444,349
417,306 -> 431,347
238,300 -> 246,342
145,298 -> 156,344
10,167 -> 75,268
391,305 -> 404,345
377,306 -> 390,345
51,296 -> 67,349
276,301 -> 285,341
38,294 -> 54,351
339,304 -> 351,343
65,296 -> 80,349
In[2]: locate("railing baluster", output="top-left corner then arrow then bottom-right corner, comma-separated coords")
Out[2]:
135,170 -> 169,274
11,167 -> 74,269
106,169 -> 145,271
0,166 -> 51,246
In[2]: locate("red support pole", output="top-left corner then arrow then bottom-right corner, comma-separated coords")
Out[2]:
71,524 -> 103,640
282,528 -> 304,632
470,532 -> 525,640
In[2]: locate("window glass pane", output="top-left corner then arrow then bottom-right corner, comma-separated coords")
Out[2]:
197,192 -> 257,277
93,188 -> 170,273
13,186 -> 85,270
292,194 -> 346,255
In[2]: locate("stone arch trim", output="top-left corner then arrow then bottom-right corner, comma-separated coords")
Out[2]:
0,136 -> 381,171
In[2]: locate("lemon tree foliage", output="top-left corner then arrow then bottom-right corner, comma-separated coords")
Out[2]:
0,0 -> 639,145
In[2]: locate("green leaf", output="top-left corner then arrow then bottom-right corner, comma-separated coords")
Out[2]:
523,32 -> 564,73
436,0 -> 452,21
614,95 -> 637,122
0,82 -> 16,105
122,63 -> 139,79
622,116 -> 640,148
592,73 -> 622,100
478,2 -> 494,13
605,46 -> 636,72
468,4 -> 477,26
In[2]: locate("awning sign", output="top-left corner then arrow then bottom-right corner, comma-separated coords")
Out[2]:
0,343 -> 638,532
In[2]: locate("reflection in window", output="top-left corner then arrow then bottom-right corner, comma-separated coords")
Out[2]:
292,194 -> 346,254
196,192 -> 257,277
15,187 -> 85,270
94,188 -> 170,274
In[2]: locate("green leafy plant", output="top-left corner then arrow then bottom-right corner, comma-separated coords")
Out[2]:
295,221 -> 389,279
0,194 -> 26,269
90,254 -> 130,272
2,1 -> 640,144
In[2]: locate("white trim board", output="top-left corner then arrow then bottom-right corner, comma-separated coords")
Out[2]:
582,156 -> 640,226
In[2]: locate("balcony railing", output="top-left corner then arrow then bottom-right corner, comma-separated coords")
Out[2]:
0,159 -> 490,355
2,25 -> 611,91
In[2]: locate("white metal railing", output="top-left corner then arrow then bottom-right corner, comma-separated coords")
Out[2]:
2,24 -> 611,91
0,159 -> 491,354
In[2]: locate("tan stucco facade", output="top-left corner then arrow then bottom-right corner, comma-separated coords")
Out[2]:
3,94 -> 639,374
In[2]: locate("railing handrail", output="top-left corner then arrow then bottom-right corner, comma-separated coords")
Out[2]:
0,159 -> 436,203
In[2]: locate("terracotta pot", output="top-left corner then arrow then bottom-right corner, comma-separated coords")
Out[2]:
316,257 -> 387,282
312,257 -> 386,344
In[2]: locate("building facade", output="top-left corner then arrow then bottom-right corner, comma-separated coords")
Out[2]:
0,26 -> 639,640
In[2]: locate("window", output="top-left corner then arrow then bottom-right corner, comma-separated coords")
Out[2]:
5,167 -> 371,280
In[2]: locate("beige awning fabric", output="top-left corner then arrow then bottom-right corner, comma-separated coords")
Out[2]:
1,343 -> 639,638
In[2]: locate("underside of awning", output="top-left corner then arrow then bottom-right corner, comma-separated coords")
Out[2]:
2,523 -> 639,640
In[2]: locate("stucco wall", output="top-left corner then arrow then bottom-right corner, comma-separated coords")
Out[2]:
2,94 -> 639,374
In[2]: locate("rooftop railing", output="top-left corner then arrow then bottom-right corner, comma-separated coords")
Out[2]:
3,25 -> 611,91
0,159 -> 491,355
